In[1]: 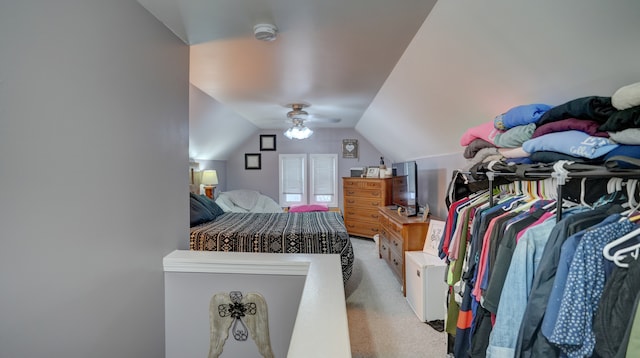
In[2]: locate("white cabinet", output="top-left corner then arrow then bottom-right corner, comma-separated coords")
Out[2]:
405,251 -> 448,322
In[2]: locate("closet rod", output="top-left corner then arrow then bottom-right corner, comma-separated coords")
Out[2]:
463,168 -> 640,222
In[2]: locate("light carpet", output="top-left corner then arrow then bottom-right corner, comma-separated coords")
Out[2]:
345,237 -> 448,358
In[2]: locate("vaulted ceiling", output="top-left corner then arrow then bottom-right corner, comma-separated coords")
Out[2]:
138,0 -> 640,162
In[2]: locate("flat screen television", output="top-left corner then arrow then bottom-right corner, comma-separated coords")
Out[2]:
391,161 -> 418,216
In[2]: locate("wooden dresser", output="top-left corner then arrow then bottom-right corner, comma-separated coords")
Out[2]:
342,177 -> 392,238
378,207 -> 429,295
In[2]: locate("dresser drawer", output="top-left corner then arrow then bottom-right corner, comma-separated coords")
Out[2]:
387,248 -> 403,283
379,235 -> 390,260
343,179 -> 384,190
344,196 -> 385,208
344,208 -> 381,223
388,234 -> 403,256
344,219 -> 380,238
387,219 -> 403,237
344,188 -> 383,199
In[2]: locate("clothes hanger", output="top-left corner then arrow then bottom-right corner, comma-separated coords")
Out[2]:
619,180 -> 640,219
608,180 -> 640,267
542,199 -> 558,210
628,179 -> 639,207
604,223 -> 640,263
609,228 -> 640,268
579,177 -> 593,209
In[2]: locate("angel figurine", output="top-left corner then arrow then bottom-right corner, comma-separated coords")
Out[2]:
208,291 -> 274,358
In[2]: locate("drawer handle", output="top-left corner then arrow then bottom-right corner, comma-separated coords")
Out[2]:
347,190 -> 356,195
347,200 -> 355,204
370,214 -> 379,218
372,228 -> 379,232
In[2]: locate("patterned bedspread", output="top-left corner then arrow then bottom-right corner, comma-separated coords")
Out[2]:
190,211 -> 354,283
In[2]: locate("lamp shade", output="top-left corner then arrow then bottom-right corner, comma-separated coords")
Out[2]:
201,170 -> 218,186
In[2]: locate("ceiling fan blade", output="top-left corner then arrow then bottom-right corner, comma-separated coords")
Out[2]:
307,115 -> 341,123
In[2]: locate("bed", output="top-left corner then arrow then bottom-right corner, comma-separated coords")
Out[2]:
189,192 -> 354,283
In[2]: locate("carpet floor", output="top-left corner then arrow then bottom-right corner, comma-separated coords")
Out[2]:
345,237 -> 448,358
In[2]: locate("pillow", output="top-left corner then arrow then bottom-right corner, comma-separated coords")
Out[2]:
190,197 -> 214,227
214,196 -> 234,212
224,190 -> 261,211
190,193 -> 225,219
289,204 -> 329,213
612,81 -> 640,110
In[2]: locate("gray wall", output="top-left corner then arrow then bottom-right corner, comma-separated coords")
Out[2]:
415,153 -> 467,219
0,1 -> 189,357
226,128 -> 384,209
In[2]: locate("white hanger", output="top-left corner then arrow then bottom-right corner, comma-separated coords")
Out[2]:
579,177 -> 597,209
619,180 -> 640,219
628,179 -> 639,207
603,224 -> 640,265
611,240 -> 640,268
545,177 -> 558,201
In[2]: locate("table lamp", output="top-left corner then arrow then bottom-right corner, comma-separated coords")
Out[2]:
201,170 -> 218,199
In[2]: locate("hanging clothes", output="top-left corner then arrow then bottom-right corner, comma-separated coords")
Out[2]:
546,217 -> 638,358
514,203 -> 624,358
486,211 -> 557,357
593,257 -> 640,357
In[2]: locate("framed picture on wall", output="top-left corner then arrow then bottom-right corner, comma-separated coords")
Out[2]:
342,139 -> 358,158
260,134 -> 276,151
245,153 -> 261,170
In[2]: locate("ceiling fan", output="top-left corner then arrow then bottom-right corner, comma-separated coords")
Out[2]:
285,103 -> 341,123
282,103 -> 341,140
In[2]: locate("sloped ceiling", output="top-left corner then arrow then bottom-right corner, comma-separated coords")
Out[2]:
140,0 -> 640,162
136,0 -> 437,161
358,0 -> 640,162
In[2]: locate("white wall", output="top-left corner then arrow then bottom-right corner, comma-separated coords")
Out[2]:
189,84 -> 258,161
0,1 -> 189,357
165,271 -> 305,358
225,128 -> 384,209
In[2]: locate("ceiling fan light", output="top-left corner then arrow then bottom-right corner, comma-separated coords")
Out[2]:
300,126 -> 313,138
284,124 -> 313,140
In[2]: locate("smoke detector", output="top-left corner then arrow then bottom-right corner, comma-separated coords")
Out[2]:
253,24 -> 278,42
